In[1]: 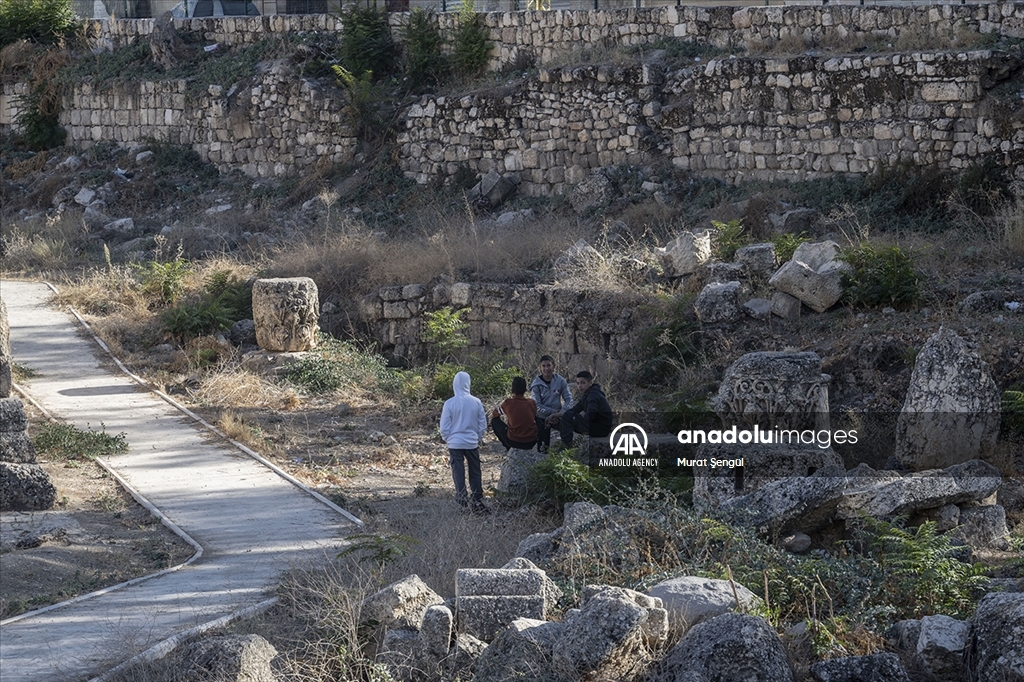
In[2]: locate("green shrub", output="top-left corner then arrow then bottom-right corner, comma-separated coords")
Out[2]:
710,219 -> 748,261
429,355 -> 520,400
0,0 -> 77,47
451,0 -> 490,78
33,422 -> 127,460
530,447 -> 611,506
136,257 -> 190,306
771,232 -> 810,263
422,307 -> 468,361
633,294 -> 702,385
14,86 -> 65,150
286,335 -> 400,395
162,298 -> 234,340
840,243 -> 921,309
332,65 -> 393,146
402,8 -> 446,89
338,4 -> 395,82
203,270 -> 252,320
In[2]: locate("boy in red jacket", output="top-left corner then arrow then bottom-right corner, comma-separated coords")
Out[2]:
491,376 -> 538,451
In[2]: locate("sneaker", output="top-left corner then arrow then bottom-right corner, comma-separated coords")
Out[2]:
471,502 -> 492,516
538,443 -> 548,454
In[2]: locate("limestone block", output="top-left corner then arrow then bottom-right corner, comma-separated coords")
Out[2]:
694,281 -> 741,324
496,447 -> 546,498
735,242 -> 777,276
972,593 -> 1024,681
659,230 -> 712,276
953,505 -> 1010,551
0,397 -> 28,433
360,574 -> 444,631
769,260 -> 843,313
647,576 -> 763,639
252,277 -> 319,352
0,461 -> 57,511
182,634 -> 278,682
895,328 -> 1001,470
457,595 -> 545,642
713,351 -> 830,430
473,618 -> 564,682
771,291 -> 801,320
0,432 -> 36,464
915,615 -> 970,680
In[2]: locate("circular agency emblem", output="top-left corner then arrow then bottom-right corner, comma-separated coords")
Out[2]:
608,422 -> 649,457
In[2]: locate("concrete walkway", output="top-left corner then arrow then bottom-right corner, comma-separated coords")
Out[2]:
0,281 -> 358,682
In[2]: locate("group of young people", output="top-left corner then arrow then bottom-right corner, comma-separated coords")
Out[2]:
438,355 -> 613,514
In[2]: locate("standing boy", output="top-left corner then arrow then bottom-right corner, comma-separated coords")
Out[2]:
440,371 -> 489,514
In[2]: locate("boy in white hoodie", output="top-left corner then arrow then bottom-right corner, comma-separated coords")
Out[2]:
440,371 -> 489,514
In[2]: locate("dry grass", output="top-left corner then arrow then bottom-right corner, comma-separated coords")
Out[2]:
195,372 -> 298,410
266,210 -> 585,303
996,198 -> 1024,258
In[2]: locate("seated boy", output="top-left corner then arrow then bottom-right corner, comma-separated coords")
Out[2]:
491,376 -> 539,451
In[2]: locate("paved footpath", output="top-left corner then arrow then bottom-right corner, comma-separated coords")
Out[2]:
0,281 -> 358,682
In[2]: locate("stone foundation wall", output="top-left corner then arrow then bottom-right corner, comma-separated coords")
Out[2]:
397,49 -> 1024,193
360,282 -> 644,380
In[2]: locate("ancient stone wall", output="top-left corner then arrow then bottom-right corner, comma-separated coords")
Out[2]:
81,4 -> 1024,69
57,63 -> 356,177
360,282 -> 643,380
398,50 -> 1024,193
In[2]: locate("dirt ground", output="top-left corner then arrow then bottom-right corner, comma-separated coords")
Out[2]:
0,402 -> 195,621
0,393 -> 516,621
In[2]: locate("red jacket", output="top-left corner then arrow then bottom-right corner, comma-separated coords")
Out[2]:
497,395 -> 538,442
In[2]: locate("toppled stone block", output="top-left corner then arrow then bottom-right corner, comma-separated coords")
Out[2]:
838,459 -> 1002,520
552,586 -> 666,681
569,171 -> 615,215
360,574 -> 444,631
713,351 -> 830,430
0,432 -> 37,464
421,604 -> 453,659
457,595 -> 545,642
771,291 -> 801,320
456,568 -> 549,598
791,240 -> 840,270
182,634 -> 278,682
501,557 -> 563,609
706,262 -> 747,284
473,618 -> 564,682
953,504 -> 1010,550
956,289 -> 1009,314
252,277 -> 319,352
647,577 -> 763,639
659,230 -> 712,277
810,652 -> 911,682
743,297 -> 771,320
894,327 -> 1001,471
514,531 -> 555,564
716,464 -> 848,535
972,592 -> 1024,681
769,259 -> 843,313
650,613 -> 794,682
735,242 -> 777,277
0,398 -> 29,433
915,614 -> 970,680
694,281 -> 741,324
496,447 -> 546,499
0,462 -> 55,511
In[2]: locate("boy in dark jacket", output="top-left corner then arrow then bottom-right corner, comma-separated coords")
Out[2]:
559,371 -> 613,446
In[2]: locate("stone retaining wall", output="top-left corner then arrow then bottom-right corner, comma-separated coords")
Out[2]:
361,282 -> 643,380
398,49 -> 1024,192
56,63 -> 356,177
82,4 -> 1024,69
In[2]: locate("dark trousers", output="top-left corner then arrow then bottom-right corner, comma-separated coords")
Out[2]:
449,448 -> 483,504
491,416 -> 537,451
559,411 -> 589,446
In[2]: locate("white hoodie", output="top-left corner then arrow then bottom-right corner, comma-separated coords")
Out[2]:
440,371 -> 487,449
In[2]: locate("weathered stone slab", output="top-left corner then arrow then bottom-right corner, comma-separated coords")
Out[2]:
252,277 -> 319,352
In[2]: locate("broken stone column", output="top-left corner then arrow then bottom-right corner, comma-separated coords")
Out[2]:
894,328 -> 1000,471
0,397 -> 56,511
456,567 -> 552,641
252,277 -> 319,352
